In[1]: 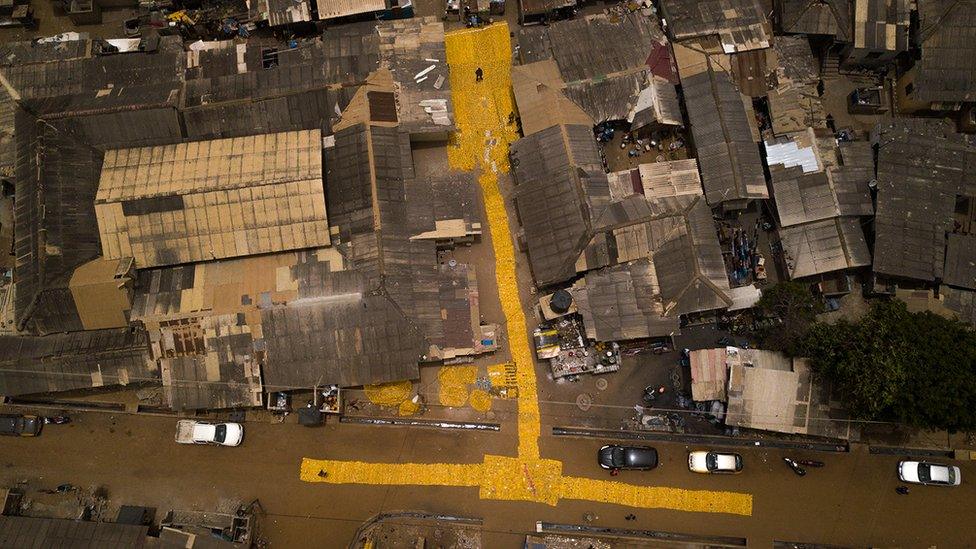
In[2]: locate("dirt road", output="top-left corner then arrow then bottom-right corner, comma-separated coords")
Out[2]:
2,411 -> 974,547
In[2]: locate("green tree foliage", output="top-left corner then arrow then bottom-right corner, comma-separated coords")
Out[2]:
797,300 -> 976,431
755,281 -> 824,354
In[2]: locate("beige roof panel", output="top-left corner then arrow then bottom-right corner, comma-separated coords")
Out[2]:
95,130 -> 328,268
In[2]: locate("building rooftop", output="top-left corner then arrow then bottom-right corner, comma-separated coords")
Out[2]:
874,120 -> 976,282
779,217 -> 872,279
674,42 -> 768,209
512,124 -> 611,287
94,130 -> 329,268
572,260 -> 678,342
725,352 -> 854,439
659,0 -> 771,52
572,195 -> 732,341
767,35 -> 825,135
0,516 -> 150,548
12,111 -> 105,335
944,233 -> 976,290
0,328 -> 155,396
514,14 -> 671,128
768,132 -> 873,227
852,0 -> 910,53
911,0 -> 976,104
182,28 -> 379,140
779,0 -> 852,41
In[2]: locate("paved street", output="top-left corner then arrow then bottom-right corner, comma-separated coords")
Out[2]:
2,411 -> 975,547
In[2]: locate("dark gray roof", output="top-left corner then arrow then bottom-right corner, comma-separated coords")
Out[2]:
0,39 -> 90,66
944,233 -> 976,290
572,196 -> 732,340
261,294 -> 424,388
519,0 -> 576,17
779,0 -> 852,41
13,110 -> 105,335
253,122 -> 479,387
514,14 -> 664,124
511,124 -> 611,287
682,67 -> 768,207
0,328 -> 156,396
943,286 -> 976,325
0,516 -> 149,548
0,38 -> 185,151
913,0 -> 976,104
182,30 -> 378,139
833,142 -> 875,217
573,260 -> 679,341
874,121 -> 976,281
0,37 -> 184,103
652,197 -> 733,314
544,13 -> 663,82
660,0 -> 770,50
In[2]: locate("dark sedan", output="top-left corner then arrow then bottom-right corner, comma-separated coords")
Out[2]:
0,414 -> 42,437
598,445 -> 658,470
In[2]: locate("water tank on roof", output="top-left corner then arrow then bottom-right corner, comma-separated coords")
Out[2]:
549,289 -> 573,314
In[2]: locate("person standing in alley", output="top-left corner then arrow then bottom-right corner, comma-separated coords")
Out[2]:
475,67 -> 483,82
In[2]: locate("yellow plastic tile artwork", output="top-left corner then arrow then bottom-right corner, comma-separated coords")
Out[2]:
300,23 -> 753,518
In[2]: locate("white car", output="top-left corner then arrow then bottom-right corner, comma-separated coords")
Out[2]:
688,451 -> 743,474
898,461 -> 961,486
175,420 -> 244,447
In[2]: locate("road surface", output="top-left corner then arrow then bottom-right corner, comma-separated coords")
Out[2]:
2,411 -> 973,547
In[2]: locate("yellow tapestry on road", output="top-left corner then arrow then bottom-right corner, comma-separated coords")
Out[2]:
299,23 -> 753,518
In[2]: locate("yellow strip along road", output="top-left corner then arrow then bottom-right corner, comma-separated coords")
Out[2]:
300,22 -> 753,517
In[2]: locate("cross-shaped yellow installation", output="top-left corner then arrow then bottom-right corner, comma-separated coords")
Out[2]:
300,23 -> 752,517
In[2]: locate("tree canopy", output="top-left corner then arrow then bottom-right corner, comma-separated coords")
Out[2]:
755,281 -> 823,354
795,299 -> 976,431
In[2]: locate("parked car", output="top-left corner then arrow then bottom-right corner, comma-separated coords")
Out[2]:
898,461 -> 961,486
688,451 -> 743,474
0,414 -> 42,437
175,420 -> 243,446
598,445 -> 658,471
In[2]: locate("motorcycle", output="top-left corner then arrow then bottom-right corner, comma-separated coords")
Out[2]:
783,457 -> 806,476
42,415 -> 71,425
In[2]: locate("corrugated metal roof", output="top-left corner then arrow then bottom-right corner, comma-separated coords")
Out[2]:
779,0 -> 852,41
94,130 -> 329,268
13,110 -> 104,335
514,14 -> 665,126
0,516 -> 149,548
660,0 -> 771,52
874,120 -> 976,281
779,216 -> 871,278
682,66 -> 768,207
944,233 -> 976,290
0,328 -> 156,396
512,124 -> 611,287
572,259 -> 678,342
251,0 -> 313,25
852,0 -> 910,52
912,0 -> 976,104
262,294 -> 423,387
